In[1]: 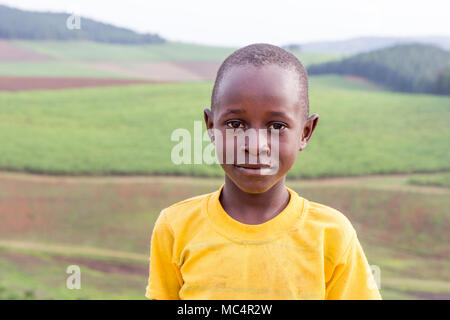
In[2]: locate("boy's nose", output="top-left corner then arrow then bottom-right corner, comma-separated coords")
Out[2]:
242,132 -> 270,157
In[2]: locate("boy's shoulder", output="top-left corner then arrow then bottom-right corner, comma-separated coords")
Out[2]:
156,190 -> 214,229
163,191 -> 212,211
304,199 -> 356,234
302,198 -> 358,261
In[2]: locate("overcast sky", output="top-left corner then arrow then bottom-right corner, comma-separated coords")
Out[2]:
1,0 -> 449,47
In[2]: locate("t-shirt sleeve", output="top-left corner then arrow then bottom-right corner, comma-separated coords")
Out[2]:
145,210 -> 183,300
325,232 -> 382,300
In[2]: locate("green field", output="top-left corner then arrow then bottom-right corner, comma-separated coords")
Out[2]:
14,40 -> 237,62
0,75 -> 448,177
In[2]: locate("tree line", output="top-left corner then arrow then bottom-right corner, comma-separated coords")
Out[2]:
307,44 -> 450,95
0,5 -> 165,45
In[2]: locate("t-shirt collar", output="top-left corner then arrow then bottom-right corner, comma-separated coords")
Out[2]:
204,183 -> 306,242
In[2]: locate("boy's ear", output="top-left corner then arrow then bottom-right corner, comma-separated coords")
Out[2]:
204,108 -> 215,143
299,113 -> 319,151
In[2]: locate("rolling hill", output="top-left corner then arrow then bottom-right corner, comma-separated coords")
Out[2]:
307,44 -> 450,95
0,4 -> 165,44
287,36 -> 450,54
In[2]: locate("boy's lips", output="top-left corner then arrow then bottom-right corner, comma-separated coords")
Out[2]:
234,163 -> 271,169
233,163 -> 276,176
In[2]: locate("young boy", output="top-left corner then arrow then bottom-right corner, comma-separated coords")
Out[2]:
145,43 -> 382,300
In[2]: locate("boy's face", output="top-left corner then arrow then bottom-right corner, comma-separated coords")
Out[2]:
204,64 -> 319,194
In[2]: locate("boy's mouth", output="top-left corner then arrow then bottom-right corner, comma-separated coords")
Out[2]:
234,163 -> 271,169
233,163 -> 276,176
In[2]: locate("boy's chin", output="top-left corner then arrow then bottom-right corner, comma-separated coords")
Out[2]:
223,165 -> 284,194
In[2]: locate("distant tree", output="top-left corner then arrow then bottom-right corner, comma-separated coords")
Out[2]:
307,43 -> 450,95
283,44 -> 302,51
435,65 -> 450,95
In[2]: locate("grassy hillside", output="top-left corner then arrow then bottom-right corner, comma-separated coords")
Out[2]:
0,173 -> 448,299
308,44 -> 450,95
14,40 -> 235,62
0,41 -> 343,80
13,40 -> 343,65
0,77 -> 448,177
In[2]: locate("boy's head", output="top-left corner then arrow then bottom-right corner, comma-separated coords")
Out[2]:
204,43 -> 319,194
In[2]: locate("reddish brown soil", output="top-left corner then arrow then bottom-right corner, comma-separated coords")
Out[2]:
0,77 -> 155,91
0,40 -> 52,62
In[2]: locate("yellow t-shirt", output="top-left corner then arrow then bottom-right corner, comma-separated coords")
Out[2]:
146,183 -> 381,300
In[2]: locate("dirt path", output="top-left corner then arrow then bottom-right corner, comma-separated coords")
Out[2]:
0,240 -> 148,262
0,170 -> 448,194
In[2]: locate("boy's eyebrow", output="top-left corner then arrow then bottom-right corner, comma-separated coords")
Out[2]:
217,108 -> 245,118
225,109 -> 244,114
266,111 -> 288,118
218,109 -> 293,121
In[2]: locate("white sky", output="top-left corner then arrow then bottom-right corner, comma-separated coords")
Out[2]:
1,0 -> 449,47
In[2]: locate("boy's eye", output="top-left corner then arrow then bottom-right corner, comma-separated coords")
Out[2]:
268,123 -> 286,130
226,120 -> 245,129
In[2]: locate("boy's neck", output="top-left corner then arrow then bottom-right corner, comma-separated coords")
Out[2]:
219,176 -> 290,225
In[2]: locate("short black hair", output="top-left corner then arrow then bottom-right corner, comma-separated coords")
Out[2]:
211,43 -> 309,120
